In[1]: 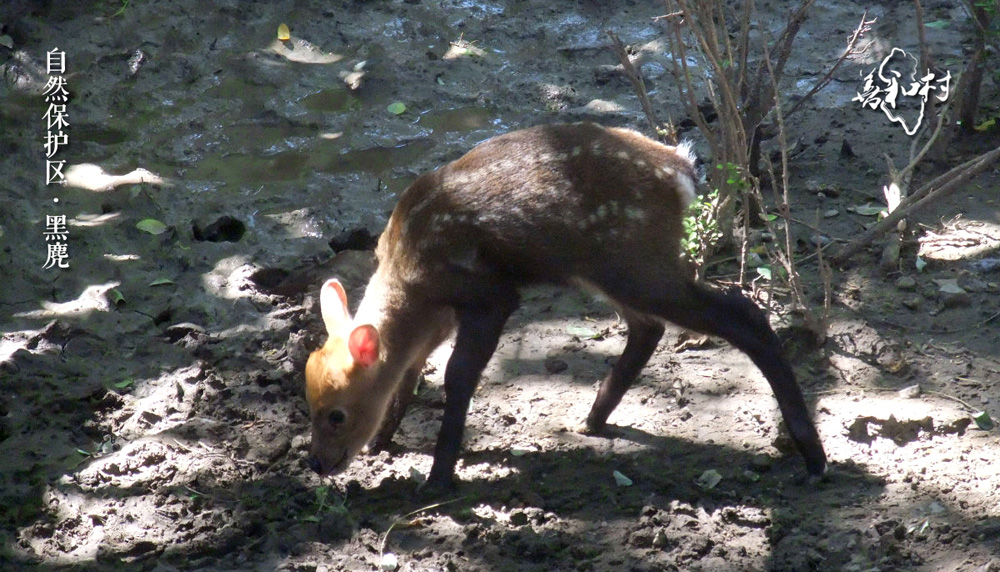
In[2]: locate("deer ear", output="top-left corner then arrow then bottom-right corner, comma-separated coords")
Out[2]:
348,324 -> 380,368
320,279 -> 351,335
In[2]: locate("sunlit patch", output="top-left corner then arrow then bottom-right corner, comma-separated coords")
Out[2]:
103,253 -> 139,261
72,212 -> 121,228
64,164 -> 166,192
13,282 -> 121,319
918,219 -> 1000,261
268,38 -> 344,64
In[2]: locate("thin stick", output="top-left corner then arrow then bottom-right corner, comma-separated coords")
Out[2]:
785,10 -> 876,118
607,31 -> 662,139
379,498 -> 464,562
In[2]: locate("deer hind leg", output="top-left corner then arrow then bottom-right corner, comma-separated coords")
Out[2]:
583,307 -> 664,433
598,270 -> 827,477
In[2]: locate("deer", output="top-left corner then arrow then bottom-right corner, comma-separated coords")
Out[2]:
304,122 -> 827,490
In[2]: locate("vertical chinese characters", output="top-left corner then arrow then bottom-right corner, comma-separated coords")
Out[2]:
42,47 -> 70,270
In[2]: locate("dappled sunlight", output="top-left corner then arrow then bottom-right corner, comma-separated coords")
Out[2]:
64,163 -> 167,192
264,208 -> 326,240
12,281 -> 120,320
71,211 -> 121,228
443,35 -> 488,60
917,217 -> 1000,261
200,255 -> 254,300
267,37 -> 344,65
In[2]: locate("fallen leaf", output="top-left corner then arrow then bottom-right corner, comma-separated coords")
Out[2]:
136,218 -> 168,235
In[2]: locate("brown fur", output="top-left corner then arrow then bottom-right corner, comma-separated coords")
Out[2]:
305,123 -> 826,484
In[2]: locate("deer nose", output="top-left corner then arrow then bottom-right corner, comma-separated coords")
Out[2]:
307,456 -> 324,475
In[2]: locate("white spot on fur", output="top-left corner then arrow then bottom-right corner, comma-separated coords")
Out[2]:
624,205 -> 647,221
615,151 -> 630,160
571,146 -> 582,157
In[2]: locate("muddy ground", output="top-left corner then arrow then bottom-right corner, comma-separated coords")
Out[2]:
2,1 -> 1000,570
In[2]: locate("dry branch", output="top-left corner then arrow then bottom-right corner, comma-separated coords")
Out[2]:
607,32 -> 664,139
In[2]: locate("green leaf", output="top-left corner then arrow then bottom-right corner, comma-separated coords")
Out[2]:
924,20 -> 949,28
108,288 -> 125,306
387,102 -> 407,115
695,468 -> 723,490
567,325 -> 597,338
136,218 -> 168,235
149,278 -> 174,287
973,410 -> 994,431
756,266 -> 773,280
612,470 -> 633,487
915,255 -> 927,273
0,35 -> 13,49
851,204 -> 886,217
112,378 -> 134,390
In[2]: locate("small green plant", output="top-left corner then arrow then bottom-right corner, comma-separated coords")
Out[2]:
302,485 -> 349,522
681,187 -> 722,269
111,0 -> 131,18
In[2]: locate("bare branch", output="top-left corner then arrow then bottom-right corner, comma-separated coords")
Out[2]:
607,31 -> 663,139
784,10 -> 876,118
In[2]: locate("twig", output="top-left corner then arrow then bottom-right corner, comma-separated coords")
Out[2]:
924,390 -> 977,412
784,10 -> 876,118
379,498 -> 464,564
761,36 -> 825,339
607,31 -> 663,140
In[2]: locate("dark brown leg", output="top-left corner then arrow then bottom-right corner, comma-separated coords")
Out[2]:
584,310 -> 664,432
370,365 -> 422,451
426,286 -> 520,490
598,272 -> 827,478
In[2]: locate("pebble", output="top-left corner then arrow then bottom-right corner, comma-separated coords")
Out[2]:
935,279 -> 971,308
895,276 -> 916,290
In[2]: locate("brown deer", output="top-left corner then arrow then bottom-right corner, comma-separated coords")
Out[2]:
305,122 -> 826,489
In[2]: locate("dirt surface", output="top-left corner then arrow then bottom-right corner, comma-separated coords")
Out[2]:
2,1 -> 1000,571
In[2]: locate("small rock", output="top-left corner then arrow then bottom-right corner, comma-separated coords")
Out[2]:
543,357 -> 568,374
809,234 -> 832,247
823,209 -> 839,218
164,322 -> 206,342
652,528 -> 669,548
902,296 -> 922,310
894,275 -> 917,290
750,453 -> 773,472
899,385 -> 921,399
959,274 -> 989,293
935,279 -> 971,308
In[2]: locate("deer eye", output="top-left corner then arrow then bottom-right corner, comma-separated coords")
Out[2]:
328,409 -> 347,426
